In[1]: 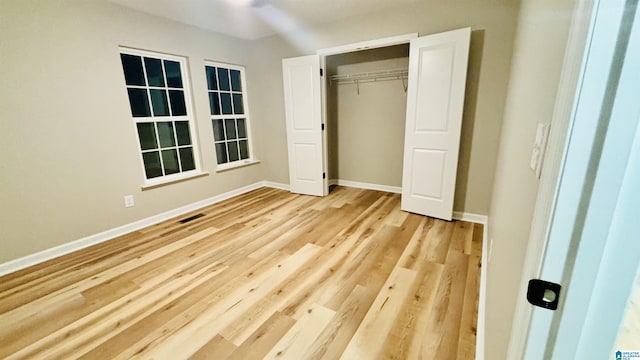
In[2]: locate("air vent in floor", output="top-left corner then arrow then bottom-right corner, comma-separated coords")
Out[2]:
178,213 -> 205,224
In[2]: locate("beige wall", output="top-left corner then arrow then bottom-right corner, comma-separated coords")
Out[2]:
251,0 -> 521,215
326,45 -> 409,187
485,0 -> 577,358
0,0 -> 268,262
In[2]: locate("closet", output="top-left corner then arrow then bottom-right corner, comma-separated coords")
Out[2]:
282,29 -> 470,220
325,44 -> 409,192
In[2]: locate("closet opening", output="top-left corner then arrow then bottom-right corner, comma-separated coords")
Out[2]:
324,44 -> 410,194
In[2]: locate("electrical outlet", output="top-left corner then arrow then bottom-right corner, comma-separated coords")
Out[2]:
124,195 -> 135,208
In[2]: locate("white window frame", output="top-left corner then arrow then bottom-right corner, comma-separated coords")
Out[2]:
119,47 -> 205,188
204,61 -> 258,171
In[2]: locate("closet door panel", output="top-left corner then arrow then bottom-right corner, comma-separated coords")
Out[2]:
401,28 -> 471,220
282,55 -> 325,196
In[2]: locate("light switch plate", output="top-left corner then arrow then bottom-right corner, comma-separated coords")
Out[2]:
530,148 -> 540,171
529,123 -> 550,178
535,123 -> 547,147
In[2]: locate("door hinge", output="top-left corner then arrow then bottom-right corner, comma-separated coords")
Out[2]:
321,123 -> 325,131
320,68 -> 324,76
323,172 -> 326,179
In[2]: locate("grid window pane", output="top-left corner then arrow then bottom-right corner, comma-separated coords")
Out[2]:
142,152 -> 163,178
179,147 -> 195,171
157,122 -> 176,148
150,89 -> 169,116
212,119 -> 225,141
164,60 -> 183,88
175,121 -> 191,146
168,90 -> 187,116
225,119 -> 237,140
161,149 -> 180,175
137,123 -> 158,150
239,139 -> 249,159
121,54 -> 145,86
209,92 -> 221,115
127,88 -> 151,117
227,141 -> 240,162
206,66 -> 218,90
237,118 -> 247,138
217,68 -> 230,91
207,63 -> 251,168
230,70 -> 242,92
232,93 -> 244,114
220,93 -> 232,115
122,51 -> 198,181
144,57 -> 165,87
215,142 -> 228,164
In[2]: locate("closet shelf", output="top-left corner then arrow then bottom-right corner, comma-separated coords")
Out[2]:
329,68 -> 409,85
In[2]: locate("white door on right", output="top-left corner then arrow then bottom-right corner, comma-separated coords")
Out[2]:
401,28 -> 471,220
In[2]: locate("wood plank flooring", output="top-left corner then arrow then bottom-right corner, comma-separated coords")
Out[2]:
0,186 -> 482,359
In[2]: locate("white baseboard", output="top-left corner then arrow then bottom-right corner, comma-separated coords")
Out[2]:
452,211 -> 489,224
0,181 -> 276,277
262,181 -> 290,191
335,179 -> 402,194
476,218 -> 489,360
0,178 -> 489,360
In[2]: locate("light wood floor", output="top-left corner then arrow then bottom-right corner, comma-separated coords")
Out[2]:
0,186 -> 482,359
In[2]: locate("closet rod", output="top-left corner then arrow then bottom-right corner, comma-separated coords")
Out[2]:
329,68 -> 408,85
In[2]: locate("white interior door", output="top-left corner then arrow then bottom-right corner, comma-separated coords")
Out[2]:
401,28 -> 471,220
282,55 -> 325,196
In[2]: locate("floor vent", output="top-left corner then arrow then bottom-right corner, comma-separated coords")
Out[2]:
178,213 -> 205,224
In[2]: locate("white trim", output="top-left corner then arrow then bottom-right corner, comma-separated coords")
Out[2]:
317,33 -> 418,56
506,0 -> 595,358
140,171 -> 209,190
328,181 -> 490,224
0,177 -> 488,360
119,47 -> 203,187
215,159 -> 261,172
452,211 -> 488,224
477,217 -> 490,360
262,181 -> 290,191
206,61 -> 257,168
452,211 -> 490,360
0,181 -> 273,277
336,179 -> 402,194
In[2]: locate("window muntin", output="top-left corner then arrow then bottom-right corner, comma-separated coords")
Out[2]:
205,62 -> 253,168
120,49 -> 200,183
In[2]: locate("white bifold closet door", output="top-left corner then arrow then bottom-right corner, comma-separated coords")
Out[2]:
282,55 -> 325,196
282,28 -> 470,220
401,28 -> 470,220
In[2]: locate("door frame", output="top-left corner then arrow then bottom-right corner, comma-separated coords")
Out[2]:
507,0 -> 640,359
506,0 -> 596,358
316,33 -> 418,195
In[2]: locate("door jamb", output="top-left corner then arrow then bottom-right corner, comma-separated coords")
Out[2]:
317,33 -> 418,56
506,0 -> 595,358
316,33 -> 418,195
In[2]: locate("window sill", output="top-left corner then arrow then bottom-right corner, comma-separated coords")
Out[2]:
141,171 -> 209,190
215,159 -> 261,172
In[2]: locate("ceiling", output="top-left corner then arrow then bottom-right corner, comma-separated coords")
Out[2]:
107,0 -> 415,40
